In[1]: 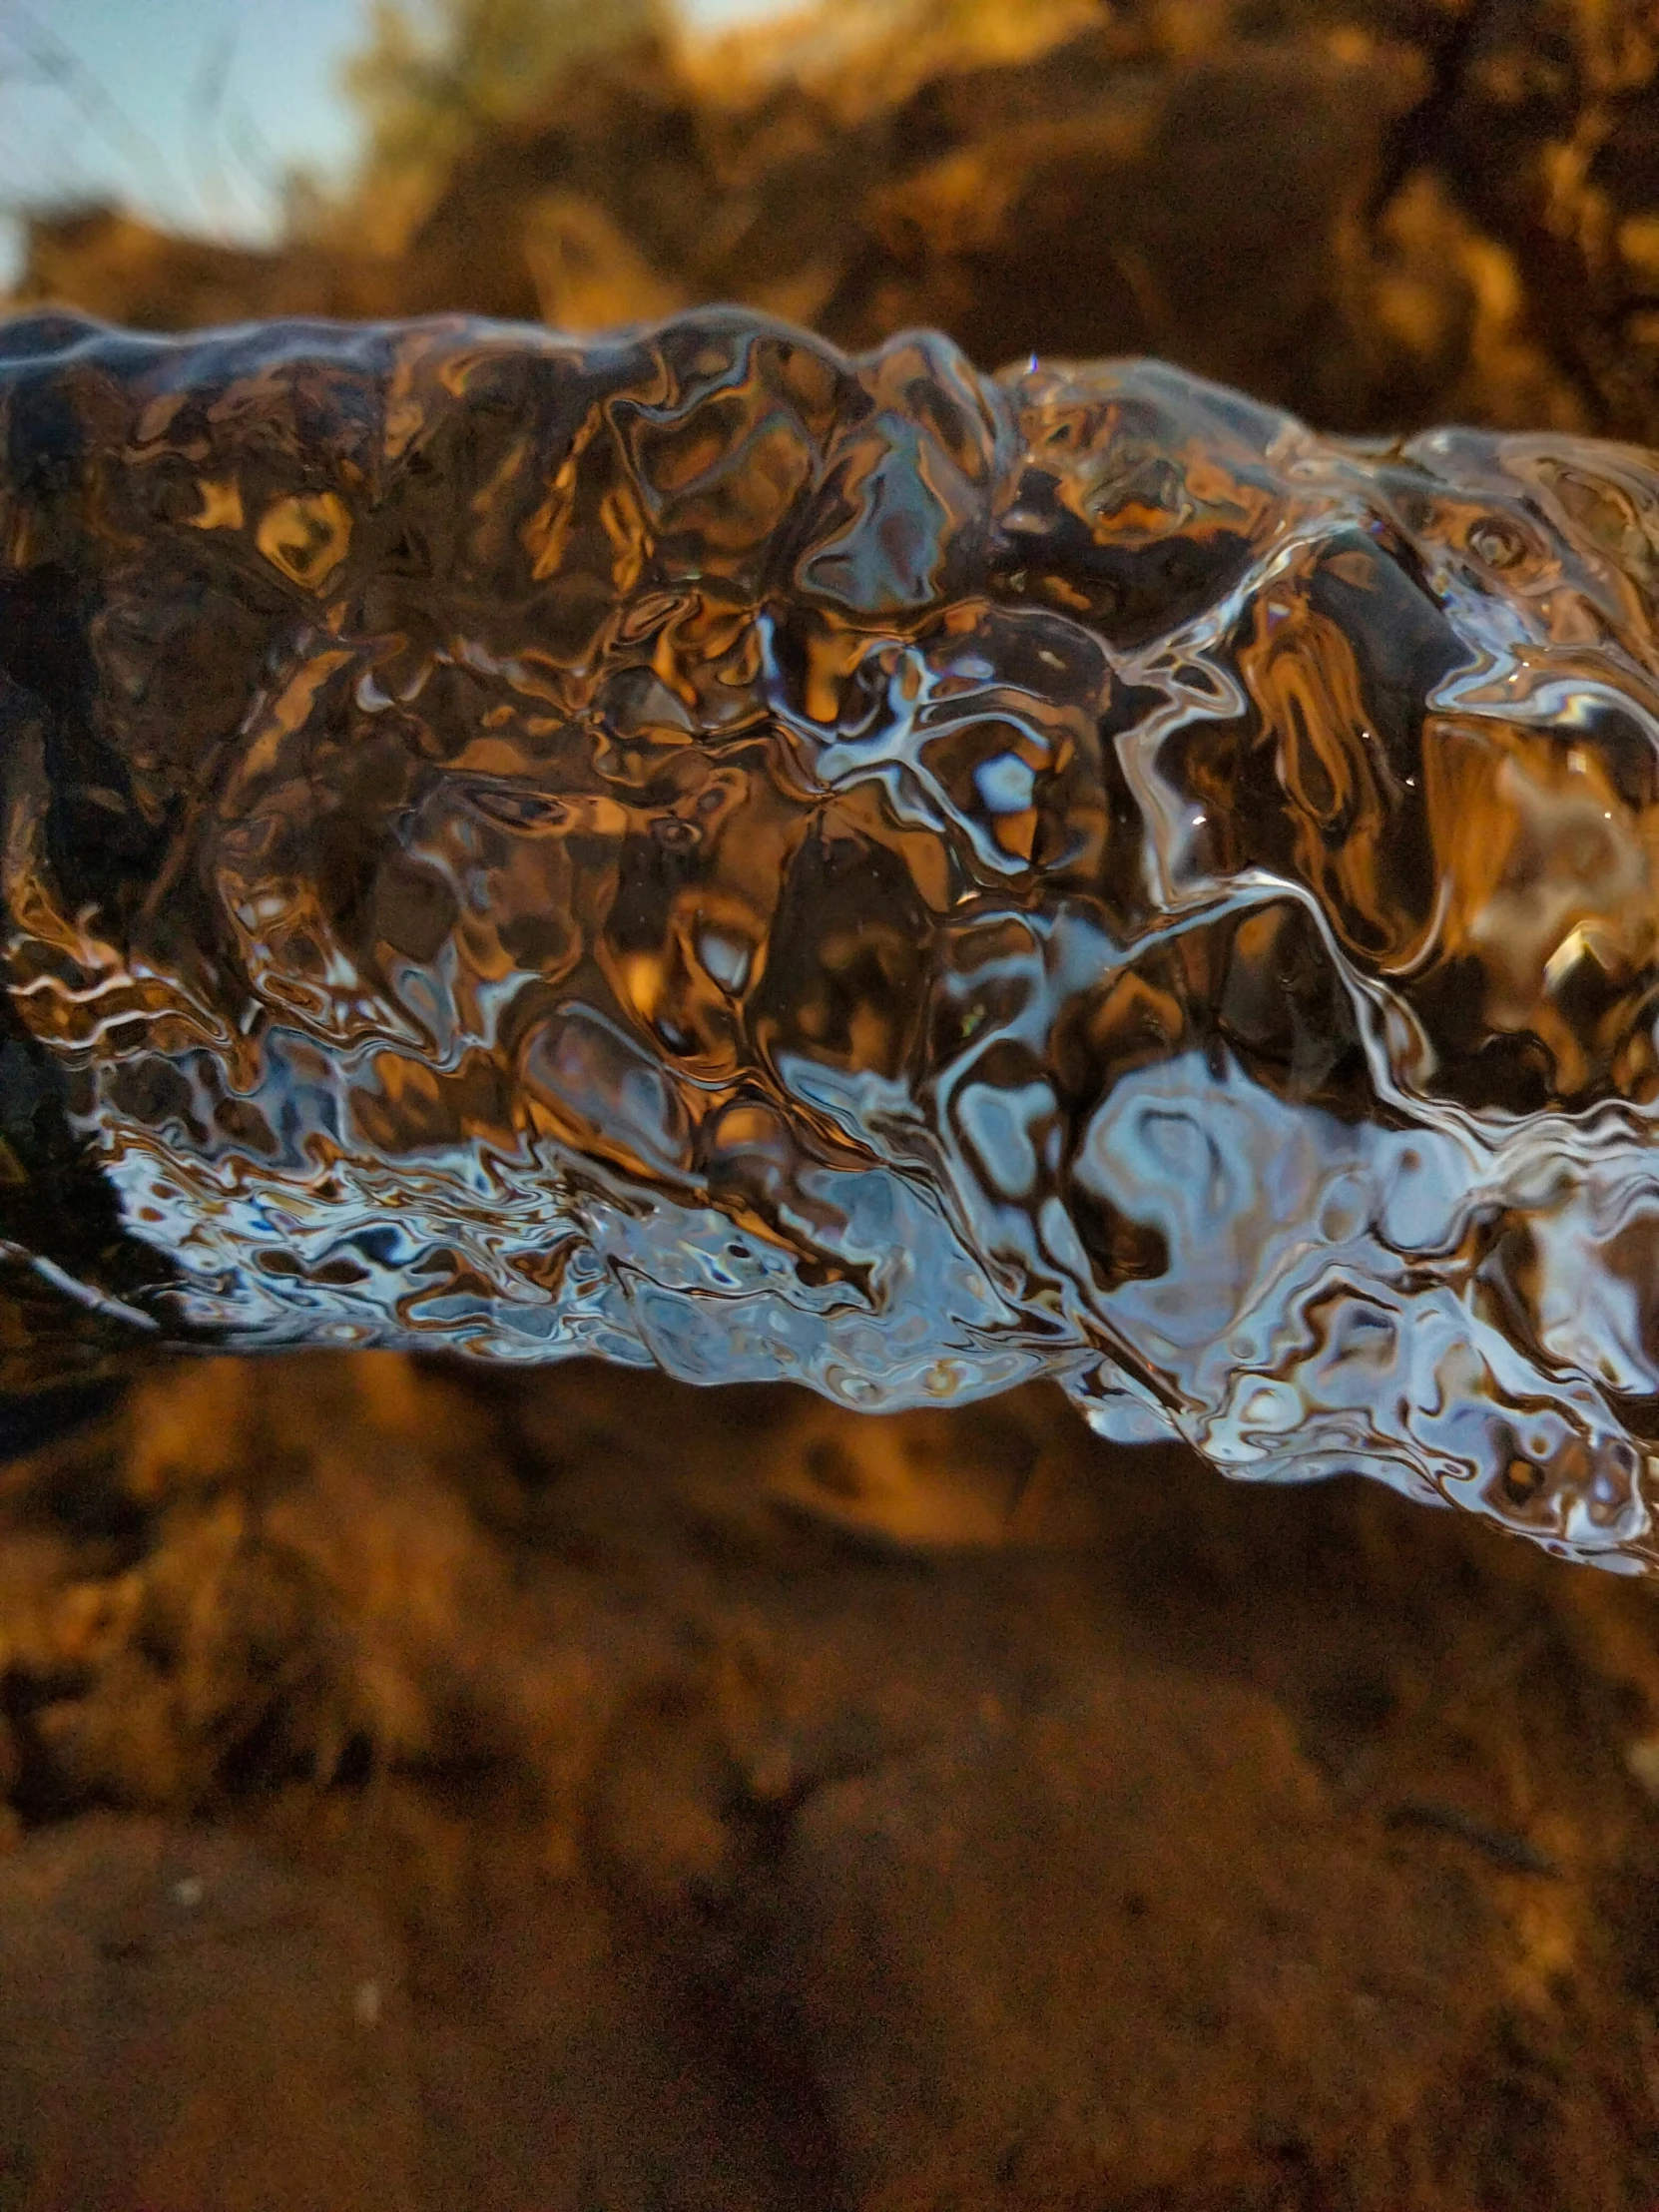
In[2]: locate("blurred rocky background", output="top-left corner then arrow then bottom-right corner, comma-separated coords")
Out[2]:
3,2 -> 1659,2207
13,0 -> 1659,440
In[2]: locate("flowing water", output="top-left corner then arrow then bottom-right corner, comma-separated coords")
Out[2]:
3,306 -> 1659,1564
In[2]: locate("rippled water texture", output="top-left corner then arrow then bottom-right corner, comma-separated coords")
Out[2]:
4,309 -> 1659,1563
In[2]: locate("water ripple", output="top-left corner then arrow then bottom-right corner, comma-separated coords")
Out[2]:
2,308 -> 1659,1564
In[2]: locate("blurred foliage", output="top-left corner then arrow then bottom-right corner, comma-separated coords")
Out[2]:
338,0 -> 669,249
332,0 -> 1107,248
699,0 -> 1108,106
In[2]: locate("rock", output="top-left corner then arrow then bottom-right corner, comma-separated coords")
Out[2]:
767,1670 -> 1489,2204
0,1815 -> 419,2212
823,39 -> 1429,404
2,1358 -> 1659,2205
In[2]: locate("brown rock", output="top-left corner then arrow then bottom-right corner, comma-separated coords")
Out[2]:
825,40 -> 1428,400
2,1357 -> 1659,2205
0,1815 -> 418,2212
768,1670 -> 1489,2206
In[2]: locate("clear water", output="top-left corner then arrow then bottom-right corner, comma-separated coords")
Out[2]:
3,307 -> 1659,1565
